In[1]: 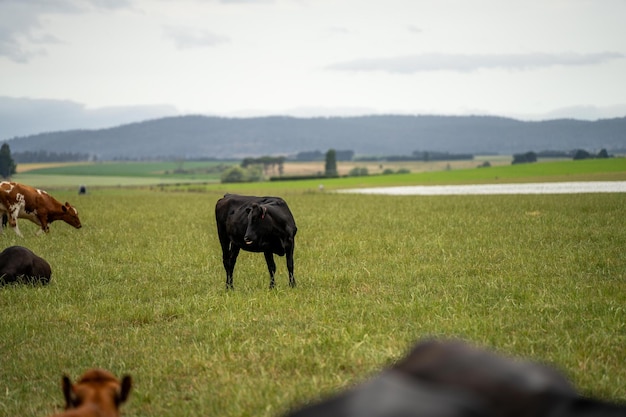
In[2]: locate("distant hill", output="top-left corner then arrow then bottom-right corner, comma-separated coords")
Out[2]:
4,115 -> 626,160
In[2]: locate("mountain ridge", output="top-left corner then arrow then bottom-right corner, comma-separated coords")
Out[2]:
5,114 -> 626,160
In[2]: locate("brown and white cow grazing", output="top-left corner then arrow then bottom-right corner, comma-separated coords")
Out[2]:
50,369 -> 132,417
0,181 -> 81,237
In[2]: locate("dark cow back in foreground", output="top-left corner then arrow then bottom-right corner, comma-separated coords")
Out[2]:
0,181 -> 81,237
284,339 -> 626,417
50,368 -> 132,417
0,245 -> 51,285
215,193 -> 297,289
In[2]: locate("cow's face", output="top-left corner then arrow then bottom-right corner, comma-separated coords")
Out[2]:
243,203 -> 267,245
61,202 -> 82,229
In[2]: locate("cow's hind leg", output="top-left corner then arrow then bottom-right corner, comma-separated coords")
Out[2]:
224,244 -> 240,290
264,252 -> 277,289
286,245 -> 296,288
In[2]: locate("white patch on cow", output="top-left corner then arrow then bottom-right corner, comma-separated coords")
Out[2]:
1,181 -> 14,193
4,192 -> 40,237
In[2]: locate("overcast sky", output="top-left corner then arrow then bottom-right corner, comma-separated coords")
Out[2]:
1,0 -> 626,123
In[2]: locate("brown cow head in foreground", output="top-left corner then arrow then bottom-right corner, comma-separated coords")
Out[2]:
51,369 -> 132,417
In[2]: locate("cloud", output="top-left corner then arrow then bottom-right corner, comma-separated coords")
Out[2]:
328,52 -> 626,74
0,0 -> 132,63
218,0 -> 273,3
0,96 -> 178,139
407,25 -> 423,34
163,26 -> 230,49
329,26 -> 350,35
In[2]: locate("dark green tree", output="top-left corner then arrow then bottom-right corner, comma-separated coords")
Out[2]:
348,167 -> 369,176
512,151 -> 537,164
573,149 -> 591,160
597,149 -> 609,158
0,143 -> 17,179
221,166 -> 247,183
325,149 -> 338,177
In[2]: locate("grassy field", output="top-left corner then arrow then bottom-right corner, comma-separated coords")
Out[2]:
13,157 -> 626,190
15,161 -> 232,189
1,160 -> 625,416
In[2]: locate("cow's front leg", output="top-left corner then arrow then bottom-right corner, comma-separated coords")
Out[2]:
11,225 -> 23,237
36,223 -> 49,236
264,251 -> 276,289
225,245 -> 240,290
286,245 -> 296,288
7,212 -> 23,237
37,215 -> 50,235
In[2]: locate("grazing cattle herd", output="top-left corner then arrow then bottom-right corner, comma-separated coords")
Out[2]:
1,180 -> 624,416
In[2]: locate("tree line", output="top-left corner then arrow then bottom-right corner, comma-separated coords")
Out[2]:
512,149 -> 612,164
222,150 -> 340,183
0,143 -> 93,179
14,150 -> 91,163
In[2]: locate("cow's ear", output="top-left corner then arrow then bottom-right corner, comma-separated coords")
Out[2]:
261,206 -> 267,219
62,375 -> 77,409
116,375 -> 132,405
62,205 -> 68,213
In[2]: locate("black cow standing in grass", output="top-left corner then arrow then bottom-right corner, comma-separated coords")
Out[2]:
215,194 -> 297,289
0,245 -> 52,285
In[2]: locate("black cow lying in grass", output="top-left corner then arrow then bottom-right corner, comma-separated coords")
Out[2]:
284,339 -> 626,417
0,245 -> 51,285
215,194 -> 297,289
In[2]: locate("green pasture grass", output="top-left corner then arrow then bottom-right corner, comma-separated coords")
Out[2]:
12,173 -> 215,190
167,157 -> 626,195
16,161 -> 232,189
326,157 -> 626,186
1,187 -> 625,416
22,161 -> 232,177
13,157 -> 626,192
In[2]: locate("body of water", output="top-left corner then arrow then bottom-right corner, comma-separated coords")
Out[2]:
337,181 -> 626,195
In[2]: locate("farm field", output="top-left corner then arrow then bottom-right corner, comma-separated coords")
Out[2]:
1,159 -> 625,416
1,185 -> 626,416
15,159 -> 503,190
16,158 -> 506,177
12,157 -> 626,190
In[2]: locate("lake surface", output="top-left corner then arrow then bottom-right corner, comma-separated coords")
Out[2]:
337,181 -> 626,195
